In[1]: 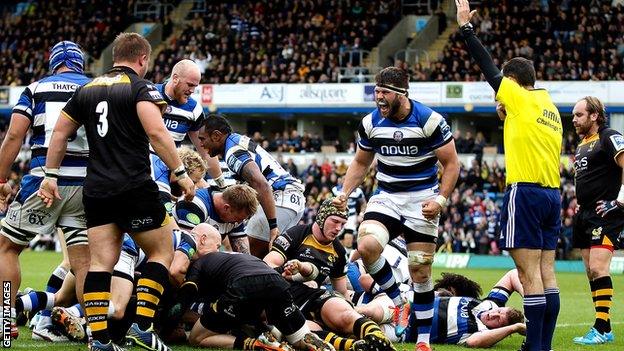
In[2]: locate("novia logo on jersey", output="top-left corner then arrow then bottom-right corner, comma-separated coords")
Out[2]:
380,145 -> 419,156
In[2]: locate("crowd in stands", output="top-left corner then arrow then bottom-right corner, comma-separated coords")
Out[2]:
420,0 -> 624,82
249,130 -> 356,154
151,0 -> 401,84
0,0 -> 142,85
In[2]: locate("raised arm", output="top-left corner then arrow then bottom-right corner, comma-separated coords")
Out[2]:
456,0 -> 503,92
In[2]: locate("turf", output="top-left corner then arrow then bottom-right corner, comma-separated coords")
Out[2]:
8,250 -> 623,350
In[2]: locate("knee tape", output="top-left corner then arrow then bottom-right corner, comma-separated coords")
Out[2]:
407,250 -> 434,266
357,222 -> 389,248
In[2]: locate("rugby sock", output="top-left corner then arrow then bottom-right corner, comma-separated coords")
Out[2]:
592,276 -> 613,333
542,288 -> 560,351
353,317 -> 384,339
314,330 -> 355,351
40,265 -> 68,319
15,291 -> 55,314
523,294 -> 546,351
83,271 -> 112,344
135,261 -> 169,331
412,280 -> 434,345
485,286 -> 511,306
367,256 -> 402,306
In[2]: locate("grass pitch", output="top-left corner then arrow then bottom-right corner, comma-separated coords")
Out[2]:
9,250 -> 623,350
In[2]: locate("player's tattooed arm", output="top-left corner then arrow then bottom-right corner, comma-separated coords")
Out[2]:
230,236 -> 250,254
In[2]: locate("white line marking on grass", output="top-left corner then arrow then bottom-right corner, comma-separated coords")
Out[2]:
557,321 -> 623,328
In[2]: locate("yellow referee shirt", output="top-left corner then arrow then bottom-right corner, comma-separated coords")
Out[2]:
496,77 -> 562,188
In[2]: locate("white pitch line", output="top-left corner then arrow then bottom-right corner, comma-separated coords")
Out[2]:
557,321 -> 623,328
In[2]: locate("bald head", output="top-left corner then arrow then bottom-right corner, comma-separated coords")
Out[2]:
172,59 -> 201,80
192,223 -> 221,255
168,59 -> 201,103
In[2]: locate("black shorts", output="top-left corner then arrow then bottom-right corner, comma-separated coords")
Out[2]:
200,274 -> 304,336
288,282 -> 347,325
83,180 -> 168,232
573,208 -> 624,250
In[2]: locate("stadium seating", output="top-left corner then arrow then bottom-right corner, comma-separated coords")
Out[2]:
426,0 -> 624,81
151,0 -> 402,84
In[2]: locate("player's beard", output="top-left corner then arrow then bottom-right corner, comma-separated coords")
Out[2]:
574,119 -> 593,137
386,98 -> 403,122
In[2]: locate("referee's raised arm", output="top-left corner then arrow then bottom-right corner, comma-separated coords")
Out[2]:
455,0 -> 503,92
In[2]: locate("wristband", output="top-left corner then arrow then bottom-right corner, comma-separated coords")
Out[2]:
434,195 -> 447,207
214,174 -> 226,188
460,22 -> 475,37
173,165 -> 188,179
44,167 -> 60,180
268,218 -> 278,230
617,185 -> 624,205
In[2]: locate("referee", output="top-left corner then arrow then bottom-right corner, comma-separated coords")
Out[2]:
38,32 -> 194,351
456,2 -> 562,351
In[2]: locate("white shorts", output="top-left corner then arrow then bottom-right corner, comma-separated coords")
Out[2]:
365,187 -> 439,237
1,176 -> 86,246
246,184 -> 305,242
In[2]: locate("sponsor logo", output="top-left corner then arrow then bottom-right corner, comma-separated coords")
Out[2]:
380,145 -> 419,156
274,236 -> 290,250
592,227 -> 603,240
186,213 -> 201,225
610,134 -> 624,151
131,217 -> 153,228
149,90 -> 163,100
299,85 -> 347,102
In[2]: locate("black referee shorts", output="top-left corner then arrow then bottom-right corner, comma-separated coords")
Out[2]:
573,208 -> 624,250
83,180 -> 169,232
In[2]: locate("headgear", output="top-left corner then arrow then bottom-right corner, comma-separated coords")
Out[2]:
315,199 -> 348,231
49,41 -> 84,73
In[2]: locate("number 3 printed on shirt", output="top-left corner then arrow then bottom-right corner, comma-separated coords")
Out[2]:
96,101 -> 109,137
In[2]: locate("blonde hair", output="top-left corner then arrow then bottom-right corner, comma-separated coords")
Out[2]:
178,147 -> 206,178
222,184 -> 259,216
579,96 -> 607,126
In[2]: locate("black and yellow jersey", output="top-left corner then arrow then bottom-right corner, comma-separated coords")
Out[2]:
272,223 -> 348,285
574,127 -> 624,207
62,66 -> 167,197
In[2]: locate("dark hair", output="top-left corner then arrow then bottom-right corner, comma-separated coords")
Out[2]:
203,114 -> 232,134
112,33 -> 151,63
502,57 -> 536,87
579,96 -> 607,126
375,66 -> 409,89
434,272 -> 482,298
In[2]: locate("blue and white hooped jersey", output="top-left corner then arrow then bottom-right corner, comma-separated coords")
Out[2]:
406,296 -> 495,345
156,83 -> 204,146
224,133 -> 301,191
121,229 -> 197,269
12,72 -> 90,181
173,187 -> 246,238
358,100 -> 452,193
332,185 -> 365,217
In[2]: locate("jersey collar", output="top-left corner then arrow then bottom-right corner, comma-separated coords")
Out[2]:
110,65 -> 139,76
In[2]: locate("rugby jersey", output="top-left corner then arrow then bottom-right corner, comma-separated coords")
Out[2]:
121,229 -> 197,269
12,71 -> 90,181
156,83 -> 204,146
358,100 -> 452,193
173,187 -> 246,239
224,133 -> 301,191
